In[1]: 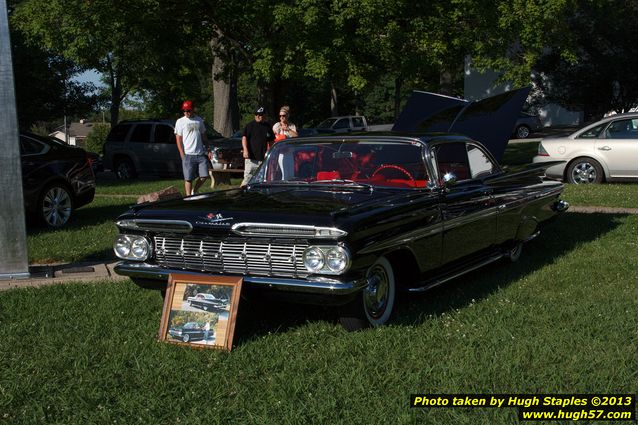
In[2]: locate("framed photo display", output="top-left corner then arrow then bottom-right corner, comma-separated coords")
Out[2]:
159,274 -> 243,351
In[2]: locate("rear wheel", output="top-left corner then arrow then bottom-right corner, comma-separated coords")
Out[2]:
114,158 -> 136,179
515,125 -> 531,139
339,257 -> 396,331
39,184 -> 74,228
566,157 -> 603,184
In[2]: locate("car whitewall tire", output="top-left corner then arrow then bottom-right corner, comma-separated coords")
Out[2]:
362,257 -> 396,327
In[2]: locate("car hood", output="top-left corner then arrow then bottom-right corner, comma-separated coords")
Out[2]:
120,186 -> 435,232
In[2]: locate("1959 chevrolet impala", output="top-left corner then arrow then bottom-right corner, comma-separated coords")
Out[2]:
113,134 -> 568,329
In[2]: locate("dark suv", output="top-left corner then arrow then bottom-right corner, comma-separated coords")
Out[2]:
103,119 -> 222,179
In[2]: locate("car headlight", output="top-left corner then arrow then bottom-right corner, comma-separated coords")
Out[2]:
114,235 -> 151,261
303,247 -> 325,272
326,247 -> 348,272
303,246 -> 350,275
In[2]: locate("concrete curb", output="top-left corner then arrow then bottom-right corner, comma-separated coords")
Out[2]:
0,261 -> 128,291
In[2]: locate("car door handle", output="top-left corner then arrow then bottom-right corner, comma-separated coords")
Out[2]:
597,146 -> 612,151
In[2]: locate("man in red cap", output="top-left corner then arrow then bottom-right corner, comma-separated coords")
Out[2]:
175,100 -> 210,196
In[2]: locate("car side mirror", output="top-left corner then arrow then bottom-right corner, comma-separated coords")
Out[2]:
442,172 -> 457,187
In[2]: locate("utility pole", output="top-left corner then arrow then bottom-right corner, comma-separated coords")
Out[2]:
0,0 -> 29,280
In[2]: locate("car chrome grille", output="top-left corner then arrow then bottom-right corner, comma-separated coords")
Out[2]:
154,236 -> 309,277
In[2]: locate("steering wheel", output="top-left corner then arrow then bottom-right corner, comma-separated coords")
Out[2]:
371,164 -> 415,182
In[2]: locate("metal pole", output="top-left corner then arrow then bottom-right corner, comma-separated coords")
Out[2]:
0,0 -> 29,280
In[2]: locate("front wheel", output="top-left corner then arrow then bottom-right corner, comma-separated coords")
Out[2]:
566,157 -> 603,184
339,257 -> 396,331
40,184 -> 74,228
182,334 -> 190,343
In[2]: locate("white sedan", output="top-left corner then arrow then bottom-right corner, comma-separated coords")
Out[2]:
533,113 -> 638,184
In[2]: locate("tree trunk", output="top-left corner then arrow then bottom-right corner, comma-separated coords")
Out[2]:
439,69 -> 453,96
211,32 -> 238,137
330,81 -> 338,116
394,76 -> 403,119
110,82 -> 121,125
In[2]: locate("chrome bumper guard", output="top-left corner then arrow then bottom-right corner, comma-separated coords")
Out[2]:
552,199 -> 570,212
114,261 -> 367,295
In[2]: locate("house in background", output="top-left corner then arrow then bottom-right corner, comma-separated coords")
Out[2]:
50,119 -> 94,148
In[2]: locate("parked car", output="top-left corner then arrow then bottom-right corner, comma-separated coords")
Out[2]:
113,134 -> 568,329
513,112 -> 543,139
20,132 -> 96,227
87,151 -> 104,174
210,131 -> 243,170
533,112 -> 638,184
187,293 -> 229,311
168,322 -> 208,343
315,115 -> 368,133
209,129 -> 321,170
103,119 -> 223,179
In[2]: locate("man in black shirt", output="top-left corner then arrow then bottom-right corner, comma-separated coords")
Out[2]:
241,106 -> 274,187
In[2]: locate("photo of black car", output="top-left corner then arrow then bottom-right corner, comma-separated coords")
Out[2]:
187,293 -> 229,312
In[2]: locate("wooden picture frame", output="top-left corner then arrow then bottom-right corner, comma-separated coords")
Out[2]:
159,274 -> 243,351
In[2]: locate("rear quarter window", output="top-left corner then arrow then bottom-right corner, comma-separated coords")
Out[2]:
129,124 -> 152,143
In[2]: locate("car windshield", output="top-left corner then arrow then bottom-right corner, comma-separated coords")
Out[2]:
317,118 -> 338,129
252,139 -> 430,189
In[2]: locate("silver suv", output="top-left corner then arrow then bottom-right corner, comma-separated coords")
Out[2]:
316,115 -> 368,133
103,119 -> 221,179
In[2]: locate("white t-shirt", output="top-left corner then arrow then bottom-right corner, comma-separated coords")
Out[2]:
175,116 -> 206,155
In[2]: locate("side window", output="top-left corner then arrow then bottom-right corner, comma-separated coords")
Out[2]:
352,117 -> 364,127
333,118 -> 350,129
129,124 -> 152,143
106,124 -> 132,142
467,144 -> 496,178
154,124 -> 176,144
606,119 -> 638,139
577,123 -> 606,139
19,136 -> 47,156
433,143 -> 470,181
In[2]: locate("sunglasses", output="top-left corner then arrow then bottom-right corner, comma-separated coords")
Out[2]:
279,114 -> 287,117
184,109 -> 193,113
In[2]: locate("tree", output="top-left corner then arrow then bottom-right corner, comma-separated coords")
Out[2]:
12,0 -> 191,124
532,0 -> 638,119
9,21 -> 96,130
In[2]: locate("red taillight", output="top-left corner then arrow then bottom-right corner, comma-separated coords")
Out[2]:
537,143 -> 550,156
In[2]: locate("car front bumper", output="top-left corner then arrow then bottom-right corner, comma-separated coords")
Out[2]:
114,261 -> 368,296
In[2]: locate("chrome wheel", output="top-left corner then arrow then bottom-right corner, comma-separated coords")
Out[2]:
41,185 -> 73,227
182,334 -> 190,343
567,158 -> 603,184
516,125 -> 530,139
362,257 -> 396,326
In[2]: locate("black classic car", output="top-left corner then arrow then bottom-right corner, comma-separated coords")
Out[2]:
187,293 -> 229,311
113,134 -> 568,329
168,321 -> 211,343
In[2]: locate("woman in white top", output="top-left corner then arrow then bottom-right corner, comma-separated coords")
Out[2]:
272,105 -> 298,139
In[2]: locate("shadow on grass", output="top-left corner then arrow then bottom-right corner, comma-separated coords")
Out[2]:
26,200 -> 134,236
392,212 -> 627,326
233,212 -> 627,339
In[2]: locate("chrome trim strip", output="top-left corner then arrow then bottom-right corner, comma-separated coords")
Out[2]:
408,253 -> 505,292
114,262 -> 366,295
116,219 -> 193,234
231,222 -> 347,239
443,206 -> 499,231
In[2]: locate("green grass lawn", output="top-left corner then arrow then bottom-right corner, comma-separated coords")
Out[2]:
3,213 -> 638,424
